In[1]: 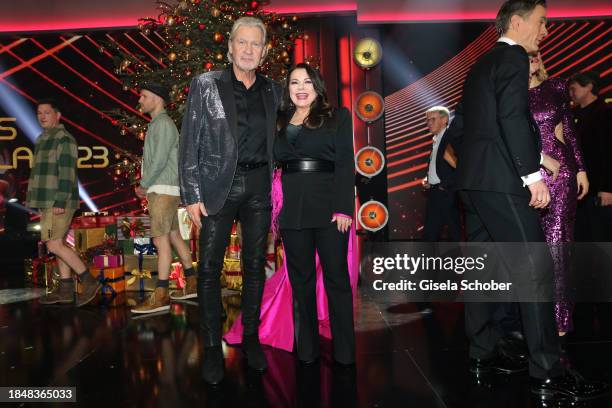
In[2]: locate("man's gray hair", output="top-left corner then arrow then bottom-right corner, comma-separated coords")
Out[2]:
227,16 -> 267,64
426,105 -> 450,119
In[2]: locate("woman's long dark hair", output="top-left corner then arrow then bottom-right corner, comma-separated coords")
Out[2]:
277,63 -> 333,130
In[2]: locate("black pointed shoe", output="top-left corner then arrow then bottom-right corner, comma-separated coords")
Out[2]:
202,346 -> 224,385
531,369 -> 610,401
469,352 -> 528,375
242,334 -> 268,371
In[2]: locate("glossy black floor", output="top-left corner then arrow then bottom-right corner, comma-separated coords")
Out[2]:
1,256 -> 612,407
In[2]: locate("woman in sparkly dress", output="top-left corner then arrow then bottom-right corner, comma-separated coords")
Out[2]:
528,54 -> 589,336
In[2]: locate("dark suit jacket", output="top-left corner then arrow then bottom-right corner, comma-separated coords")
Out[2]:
179,67 -> 282,215
274,107 -> 355,230
455,42 -> 541,196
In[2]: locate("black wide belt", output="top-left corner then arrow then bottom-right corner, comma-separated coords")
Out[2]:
237,162 -> 267,171
282,159 -> 334,173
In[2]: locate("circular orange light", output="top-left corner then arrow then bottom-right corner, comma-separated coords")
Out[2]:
355,91 -> 384,123
358,200 -> 389,232
355,146 -> 385,178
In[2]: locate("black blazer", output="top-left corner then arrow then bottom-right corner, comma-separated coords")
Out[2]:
179,67 -> 282,215
454,42 -> 541,196
274,107 -> 355,230
434,129 -> 457,191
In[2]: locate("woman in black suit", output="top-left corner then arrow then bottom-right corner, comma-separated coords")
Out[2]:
274,63 -> 355,365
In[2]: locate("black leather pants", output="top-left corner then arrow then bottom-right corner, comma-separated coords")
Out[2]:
197,166 -> 271,347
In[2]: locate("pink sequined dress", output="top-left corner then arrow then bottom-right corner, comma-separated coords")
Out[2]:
528,77 -> 585,333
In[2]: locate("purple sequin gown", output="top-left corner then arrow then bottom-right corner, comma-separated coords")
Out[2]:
529,77 -> 585,333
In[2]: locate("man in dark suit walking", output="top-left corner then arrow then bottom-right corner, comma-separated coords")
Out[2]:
454,0 -> 608,400
179,16 -> 282,384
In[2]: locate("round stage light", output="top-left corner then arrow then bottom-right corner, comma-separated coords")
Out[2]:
358,200 -> 389,232
355,91 -> 384,123
355,146 -> 385,178
353,37 -> 383,69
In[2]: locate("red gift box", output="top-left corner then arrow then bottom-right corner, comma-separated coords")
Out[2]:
72,212 -> 116,229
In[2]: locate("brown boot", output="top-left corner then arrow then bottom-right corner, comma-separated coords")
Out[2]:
39,279 -> 74,305
76,272 -> 101,307
169,275 -> 197,300
131,287 -> 170,314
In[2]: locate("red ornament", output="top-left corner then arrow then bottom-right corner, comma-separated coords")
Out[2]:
249,1 -> 258,10
198,24 -> 205,30
183,87 -> 190,94
204,61 -> 213,70
111,120 -> 119,126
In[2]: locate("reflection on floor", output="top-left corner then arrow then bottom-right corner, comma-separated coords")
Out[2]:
1,271 -> 611,407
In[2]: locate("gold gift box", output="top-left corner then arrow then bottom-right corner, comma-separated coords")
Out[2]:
74,227 -> 107,253
124,254 -> 158,291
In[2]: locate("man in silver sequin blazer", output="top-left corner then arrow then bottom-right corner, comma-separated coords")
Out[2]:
178,16 -> 281,384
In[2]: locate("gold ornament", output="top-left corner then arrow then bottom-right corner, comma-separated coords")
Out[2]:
166,16 -> 175,26
281,50 -> 288,58
168,52 -> 177,62
184,38 -> 192,46
213,32 -> 223,43
215,53 -> 224,61
211,7 -> 221,17
282,22 -> 289,29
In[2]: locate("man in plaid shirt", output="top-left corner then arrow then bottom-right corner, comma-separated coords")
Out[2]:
26,99 -> 100,306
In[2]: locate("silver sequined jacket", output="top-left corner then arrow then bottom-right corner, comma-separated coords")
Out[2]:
178,67 -> 282,215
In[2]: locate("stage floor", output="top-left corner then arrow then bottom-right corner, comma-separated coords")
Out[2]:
1,270 -> 611,407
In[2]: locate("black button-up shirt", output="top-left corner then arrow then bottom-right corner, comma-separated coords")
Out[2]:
232,69 -> 267,165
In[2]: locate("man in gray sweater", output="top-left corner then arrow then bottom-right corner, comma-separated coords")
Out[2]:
132,83 -> 196,315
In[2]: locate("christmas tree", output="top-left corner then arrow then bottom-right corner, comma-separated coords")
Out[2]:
107,0 -> 301,183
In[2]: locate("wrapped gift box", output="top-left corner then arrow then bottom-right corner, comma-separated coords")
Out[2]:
169,261 -> 198,290
74,227 -> 107,253
72,212 -> 116,228
177,208 -> 193,240
124,254 -> 158,292
119,237 -> 157,256
93,254 -> 124,268
117,216 -> 151,240
25,257 -> 60,288
89,266 -> 126,296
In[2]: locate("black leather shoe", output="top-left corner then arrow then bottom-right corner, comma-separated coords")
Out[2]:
202,346 -> 224,385
470,353 -> 528,375
242,334 -> 268,371
531,369 -> 610,401
497,334 -> 528,361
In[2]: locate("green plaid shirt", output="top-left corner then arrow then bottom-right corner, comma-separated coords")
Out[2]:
26,124 -> 79,210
